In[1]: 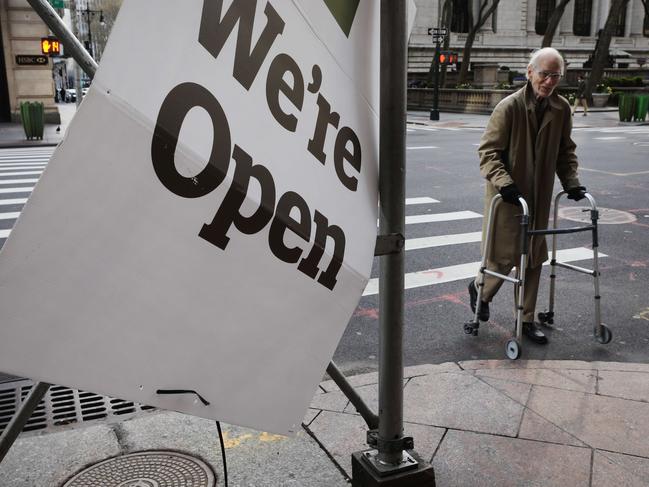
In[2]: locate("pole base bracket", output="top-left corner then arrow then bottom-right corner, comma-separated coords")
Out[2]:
352,449 -> 436,486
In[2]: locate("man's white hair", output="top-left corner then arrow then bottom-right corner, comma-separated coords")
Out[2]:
528,47 -> 564,72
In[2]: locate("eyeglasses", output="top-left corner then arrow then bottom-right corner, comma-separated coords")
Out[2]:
537,71 -> 562,81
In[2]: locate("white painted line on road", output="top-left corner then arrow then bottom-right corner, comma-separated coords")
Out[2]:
406,197 -> 440,205
407,146 -> 439,150
406,211 -> 482,225
363,247 -> 606,296
593,137 -> 625,141
0,229 -> 10,239
0,179 -> 39,185
0,186 -> 33,194
0,212 -> 20,220
407,126 -> 438,132
0,198 -> 28,206
579,167 -> 649,177
406,232 -> 482,251
0,171 -> 42,177
0,165 -> 46,170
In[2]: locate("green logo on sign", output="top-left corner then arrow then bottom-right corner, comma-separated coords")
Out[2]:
323,0 -> 360,37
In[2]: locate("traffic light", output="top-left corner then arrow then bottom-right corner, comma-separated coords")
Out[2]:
438,51 -> 458,65
41,37 -> 61,57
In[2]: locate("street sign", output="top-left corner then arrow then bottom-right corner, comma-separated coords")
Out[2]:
15,55 -> 49,66
427,27 -> 448,36
40,37 -> 61,56
0,0 -> 381,436
48,0 -> 65,8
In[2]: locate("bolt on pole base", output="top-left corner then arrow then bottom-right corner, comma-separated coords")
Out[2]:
351,449 -> 436,486
429,109 -> 440,121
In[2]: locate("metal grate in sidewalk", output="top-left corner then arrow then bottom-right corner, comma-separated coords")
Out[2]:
0,380 -> 155,435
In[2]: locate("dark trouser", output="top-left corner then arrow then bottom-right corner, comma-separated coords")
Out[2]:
477,261 -> 542,323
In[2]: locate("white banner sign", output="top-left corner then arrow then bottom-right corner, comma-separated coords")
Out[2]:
0,0 -> 380,434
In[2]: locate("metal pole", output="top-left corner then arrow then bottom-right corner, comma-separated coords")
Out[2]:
430,38 -> 440,121
25,0 -> 98,79
0,382 -> 50,464
377,0 -> 407,466
327,362 -> 379,430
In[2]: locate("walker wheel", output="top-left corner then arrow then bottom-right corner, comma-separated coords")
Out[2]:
464,321 -> 479,336
538,311 -> 554,326
595,324 -> 612,344
505,339 -> 521,360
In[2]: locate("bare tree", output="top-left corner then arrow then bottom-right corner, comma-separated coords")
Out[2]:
457,0 -> 501,84
586,0 -> 630,97
541,0 -> 572,47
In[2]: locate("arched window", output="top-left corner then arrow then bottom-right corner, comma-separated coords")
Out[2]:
535,0 -> 556,35
573,0 -> 592,36
451,0 -> 470,33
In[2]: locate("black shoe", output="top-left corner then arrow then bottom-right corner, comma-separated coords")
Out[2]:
522,321 -> 548,345
468,281 -> 490,321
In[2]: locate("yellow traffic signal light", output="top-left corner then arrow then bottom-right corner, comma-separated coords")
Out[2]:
41,37 -> 61,56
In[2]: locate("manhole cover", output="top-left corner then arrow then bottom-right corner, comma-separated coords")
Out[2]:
558,207 -> 637,224
63,451 -> 216,487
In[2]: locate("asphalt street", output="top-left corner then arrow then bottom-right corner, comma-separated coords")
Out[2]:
335,115 -> 649,375
0,115 -> 647,381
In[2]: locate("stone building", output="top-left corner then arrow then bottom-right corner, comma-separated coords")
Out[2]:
409,0 -> 649,78
0,0 -> 61,123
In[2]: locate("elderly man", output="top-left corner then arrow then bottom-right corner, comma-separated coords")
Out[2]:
468,47 -> 587,344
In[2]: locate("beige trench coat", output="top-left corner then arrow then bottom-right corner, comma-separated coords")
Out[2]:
478,83 -> 582,268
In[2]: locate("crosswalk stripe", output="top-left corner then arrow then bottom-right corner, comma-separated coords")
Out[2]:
0,198 -> 28,206
0,171 -> 42,177
406,197 -> 439,205
406,232 -> 482,251
0,179 -> 39,185
407,146 -> 439,150
406,211 -> 482,224
0,212 -> 20,220
0,229 -> 10,239
0,187 -> 33,194
0,165 -> 46,170
362,247 -> 606,296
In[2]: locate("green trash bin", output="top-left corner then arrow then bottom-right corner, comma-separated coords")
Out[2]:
634,95 -> 649,122
618,94 -> 635,122
19,101 -> 44,140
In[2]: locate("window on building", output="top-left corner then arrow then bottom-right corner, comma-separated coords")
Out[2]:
573,0 -> 592,36
644,10 -> 649,37
535,0 -> 556,35
451,0 -> 470,33
614,3 -> 627,37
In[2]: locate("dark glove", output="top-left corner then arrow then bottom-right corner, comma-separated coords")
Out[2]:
567,186 -> 587,201
499,184 -> 522,205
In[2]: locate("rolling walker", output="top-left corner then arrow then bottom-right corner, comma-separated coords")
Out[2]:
463,191 -> 612,360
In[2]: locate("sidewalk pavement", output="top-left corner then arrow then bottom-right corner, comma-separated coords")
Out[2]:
1,360 -> 649,486
0,102 -> 75,148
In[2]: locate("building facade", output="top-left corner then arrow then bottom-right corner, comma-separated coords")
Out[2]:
0,0 -> 60,123
409,0 -> 649,76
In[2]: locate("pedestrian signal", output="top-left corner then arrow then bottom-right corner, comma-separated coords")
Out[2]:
438,51 -> 458,65
41,37 -> 61,56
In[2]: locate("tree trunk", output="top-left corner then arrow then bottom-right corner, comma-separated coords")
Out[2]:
457,0 -> 501,85
440,0 -> 453,87
458,30 -> 477,84
586,0 -> 630,97
541,0 -> 572,47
